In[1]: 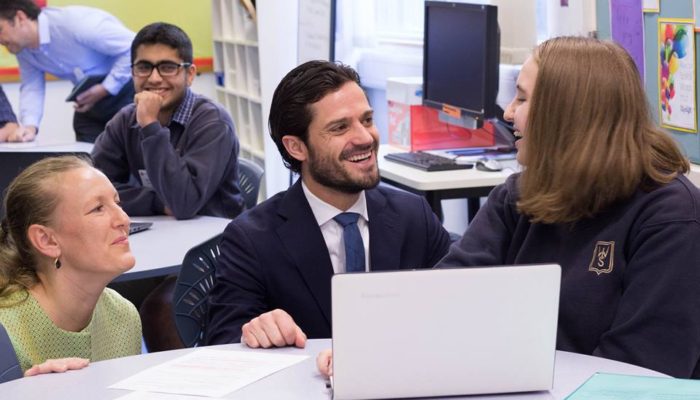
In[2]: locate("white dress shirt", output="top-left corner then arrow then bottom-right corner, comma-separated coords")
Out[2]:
302,182 -> 370,274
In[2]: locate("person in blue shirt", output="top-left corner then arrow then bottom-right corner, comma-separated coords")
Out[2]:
0,0 -> 135,142
0,86 -> 19,141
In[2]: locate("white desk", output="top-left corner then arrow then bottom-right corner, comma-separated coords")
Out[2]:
380,145 -> 700,220
379,145 -> 517,220
115,215 -> 231,282
0,141 -> 93,152
0,339 -> 666,399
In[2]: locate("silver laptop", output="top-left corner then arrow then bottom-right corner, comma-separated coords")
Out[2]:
331,264 -> 561,400
128,221 -> 153,235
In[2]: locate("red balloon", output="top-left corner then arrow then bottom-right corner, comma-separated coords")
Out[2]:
665,24 -> 674,42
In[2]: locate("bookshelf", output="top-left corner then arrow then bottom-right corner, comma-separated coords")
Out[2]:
211,0 -> 266,191
211,0 -> 333,198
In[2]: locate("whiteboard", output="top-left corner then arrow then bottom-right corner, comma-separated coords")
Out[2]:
297,0 -> 334,63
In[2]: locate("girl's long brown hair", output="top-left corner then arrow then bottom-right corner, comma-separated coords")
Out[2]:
518,37 -> 688,224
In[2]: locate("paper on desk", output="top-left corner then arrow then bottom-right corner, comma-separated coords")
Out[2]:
109,348 -> 309,397
565,372 -> 700,399
117,392 -> 220,400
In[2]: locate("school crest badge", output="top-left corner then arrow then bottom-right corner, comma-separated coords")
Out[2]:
588,241 -> 615,275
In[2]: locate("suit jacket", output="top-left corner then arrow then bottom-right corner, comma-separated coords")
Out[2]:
205,181 -> 451,344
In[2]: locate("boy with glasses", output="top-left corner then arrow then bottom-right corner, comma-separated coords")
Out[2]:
92,22 -> 244,220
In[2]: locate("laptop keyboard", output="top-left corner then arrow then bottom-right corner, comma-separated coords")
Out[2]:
384,152 -> 474,172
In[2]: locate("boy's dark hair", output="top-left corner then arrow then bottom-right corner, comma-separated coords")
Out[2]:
131,22 -> 193,64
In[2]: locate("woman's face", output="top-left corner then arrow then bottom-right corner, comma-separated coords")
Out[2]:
48,167 -> 134,278
504,56 -> 538,165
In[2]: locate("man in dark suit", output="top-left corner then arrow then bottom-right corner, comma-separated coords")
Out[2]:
205,60 -> 451,348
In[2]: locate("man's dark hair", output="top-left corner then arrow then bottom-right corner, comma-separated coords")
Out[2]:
0,0 -> 40,21
131,22 -> 193,64
268,60 -> 361,173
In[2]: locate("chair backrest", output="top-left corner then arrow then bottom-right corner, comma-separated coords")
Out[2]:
238,158 -> 264,209
172,234 -> 223,347
0,323 -> 22,383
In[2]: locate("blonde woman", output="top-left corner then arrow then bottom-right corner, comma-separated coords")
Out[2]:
0,156 -> 141,376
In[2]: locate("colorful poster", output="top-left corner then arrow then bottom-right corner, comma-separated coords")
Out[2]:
610,0 -> 645,79
658,19 -> 697,133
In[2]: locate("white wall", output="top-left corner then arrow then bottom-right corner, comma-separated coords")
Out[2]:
257,0 -> 301,198
2,73 -> 217,145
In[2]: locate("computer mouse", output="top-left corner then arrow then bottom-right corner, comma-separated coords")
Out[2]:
476,159 -> 503,172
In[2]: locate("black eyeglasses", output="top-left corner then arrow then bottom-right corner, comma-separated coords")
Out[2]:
131,61 -> 192,77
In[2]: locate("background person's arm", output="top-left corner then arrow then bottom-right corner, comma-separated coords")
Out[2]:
73,10 -> 134,97
437,176 -> 518,267
92,110 -> 166,216
17,57 -> 46,130
139,106 -> 238,219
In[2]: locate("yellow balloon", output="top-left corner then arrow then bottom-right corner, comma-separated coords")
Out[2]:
669,53 -> 680,75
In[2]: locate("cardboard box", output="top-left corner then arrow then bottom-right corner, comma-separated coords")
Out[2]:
387,77 -> 494,151
387,77 -> 422,149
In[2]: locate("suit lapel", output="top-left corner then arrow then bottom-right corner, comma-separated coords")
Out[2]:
367,188 -> 403,271
276,181 -> 334,325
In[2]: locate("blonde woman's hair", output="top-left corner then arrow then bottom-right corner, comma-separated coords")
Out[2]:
517,36 -> 688,224
0,155 -> 93,298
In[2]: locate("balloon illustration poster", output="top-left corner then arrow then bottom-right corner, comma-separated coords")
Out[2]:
658,19 -> 697,133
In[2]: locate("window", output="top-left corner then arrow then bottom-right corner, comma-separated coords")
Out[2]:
374,0 -> 424,44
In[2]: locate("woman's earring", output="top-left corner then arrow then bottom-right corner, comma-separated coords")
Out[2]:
54,258 -> 62,269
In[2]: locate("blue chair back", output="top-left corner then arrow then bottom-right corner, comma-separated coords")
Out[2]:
0,323 -> 22,383
172,234 -> 223,347
238,158 -> 264,210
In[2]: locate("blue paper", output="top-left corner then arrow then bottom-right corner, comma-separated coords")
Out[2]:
566,372 -> 700,399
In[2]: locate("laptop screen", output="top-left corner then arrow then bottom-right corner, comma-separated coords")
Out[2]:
331,264 -> 561,399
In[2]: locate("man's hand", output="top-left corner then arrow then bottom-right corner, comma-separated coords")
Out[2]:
24,358 -> 89,377
134,91 -> 163,128
74,84 -> 109,113
316,349 -> 333,377
7,125 -> 37,142
241,309 -> 307,349
0,122 -> 19,142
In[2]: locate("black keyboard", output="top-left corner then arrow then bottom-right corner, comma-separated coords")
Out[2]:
384,152 -> 474,172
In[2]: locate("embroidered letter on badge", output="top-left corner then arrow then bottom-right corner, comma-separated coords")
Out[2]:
588,241 -> 615,275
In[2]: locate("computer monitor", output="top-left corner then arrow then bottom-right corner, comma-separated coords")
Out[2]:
422,2 -> 500,128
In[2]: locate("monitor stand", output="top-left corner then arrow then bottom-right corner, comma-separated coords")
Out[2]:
437,111 -> 482,129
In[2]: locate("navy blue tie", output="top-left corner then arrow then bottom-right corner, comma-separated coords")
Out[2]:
333,212 -> 365,273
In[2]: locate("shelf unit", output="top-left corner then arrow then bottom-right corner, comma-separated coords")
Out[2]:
211,0 -> 267,194
211,0 -> 328,198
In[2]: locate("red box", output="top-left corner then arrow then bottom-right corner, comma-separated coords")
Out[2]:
388,104 -> 495,151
